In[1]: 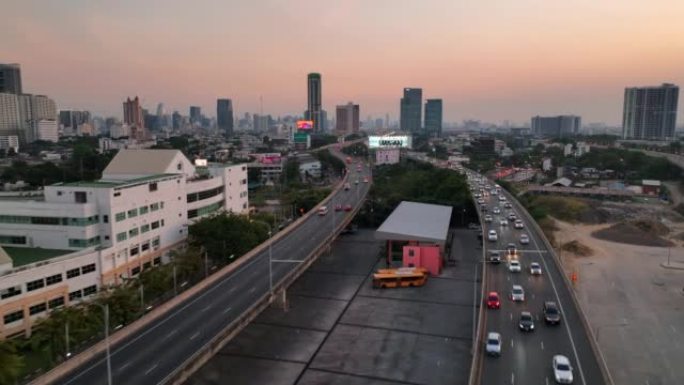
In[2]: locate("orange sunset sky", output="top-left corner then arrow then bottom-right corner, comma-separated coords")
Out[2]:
2,0 -> 684,125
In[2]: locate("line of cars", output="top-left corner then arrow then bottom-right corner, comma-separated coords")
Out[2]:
470,174 -> 574,384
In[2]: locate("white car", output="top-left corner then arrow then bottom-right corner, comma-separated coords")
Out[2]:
514,220 -> 524,229
511,285 -> 525,301
492,207 -> 501,214
520,234 -> 530,244
485,332 -> 501,356
499,219 -> 508,227
488,230 -> 498,242
498,195 -> 506,202
477,198 -> 485,205
553,355 -> 574,384
530,262 -> 542,275
484,215 -> 493,223
508,260 -> 521,273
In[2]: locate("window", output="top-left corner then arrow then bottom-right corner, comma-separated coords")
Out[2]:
82,285 -> 97,296
160,202 -> 164,209
177,162 -> 182,170
129,228 -> 139,237
113,191 -> 121,197
48,297 -> 65,309
150,203 -> 159,211
0,235 -> 26,245
141,224 -> 150,233
141,242 -> 150,252
46,274 -> 63,286
31,217 -> 60,225
115,212 -> 126,222
151,221 -> 160,230
74,191 -> 87,203
161,219 -> 165,227
187,209 -> 198,219
139,206 -> 149,215
130,246 -> 139,256
0,286 -> 21,300
26,278 -> 45,292
143,262 -> 151,269
149,182 -> 158,192
3,310 -> 23,324
131,266 -> 141,276
57,191 -> 63,196
153,257 -> 161,265
127,208 -> 138,218
103,215 -> 109,223
66,268 -> 80,279
29,303 -> 47,315
81,264 -> 96,274
116,232 -> 127,242
152,237 -> 160,248
69,290 -> 82,301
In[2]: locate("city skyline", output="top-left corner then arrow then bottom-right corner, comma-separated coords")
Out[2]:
3,0 -> 684,125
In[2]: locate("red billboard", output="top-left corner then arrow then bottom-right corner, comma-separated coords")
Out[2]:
296,120 -> 314,130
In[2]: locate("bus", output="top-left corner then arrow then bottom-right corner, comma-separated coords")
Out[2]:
372,267 -> 429,289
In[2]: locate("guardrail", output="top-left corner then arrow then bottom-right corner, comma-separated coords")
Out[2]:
467,188 -> 487,385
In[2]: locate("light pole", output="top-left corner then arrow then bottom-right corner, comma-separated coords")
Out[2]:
65,321 -> 71,358
173,264 -> 177,296
204,249 -> 209,278
268,228 -> 273,292
94,303 -> 112,385
139,283 -> 144,312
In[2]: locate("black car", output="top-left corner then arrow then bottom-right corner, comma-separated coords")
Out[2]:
543,301 -> 562,325
519,311 -> 535,332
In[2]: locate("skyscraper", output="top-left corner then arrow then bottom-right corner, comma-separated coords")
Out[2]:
217,99 -> 234,135
531,115 -> 581,137
424,99 -> 443,137
400,88 -> 422,133
172,111 -> 181,130
622,83 -> 679,140
189,106 -> 201,125
123,97 -> 144,128
305,73 -> 324,132
0,63 -> 22,94
335,102 -> 360,135
0,93 -> 57,143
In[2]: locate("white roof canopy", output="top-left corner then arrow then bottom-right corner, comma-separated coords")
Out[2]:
375,201 -> 453,244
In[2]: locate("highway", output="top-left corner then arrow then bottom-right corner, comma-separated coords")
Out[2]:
53,154 -> 371,385
473,176 -> 609,385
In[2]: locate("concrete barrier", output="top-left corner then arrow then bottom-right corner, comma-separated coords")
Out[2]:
467,189 -> 487,385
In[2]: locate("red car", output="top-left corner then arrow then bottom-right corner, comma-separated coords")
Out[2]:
334,204 -> 343,212
486,291 -> 501,309
343,204 -> 353,212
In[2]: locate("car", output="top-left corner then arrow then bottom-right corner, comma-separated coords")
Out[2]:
485,332 -> 502,356
508,213 -> 517,222
506,243 -> 517,257
504,202 -> 512,208
519,234 -> 530,244
363,177 -> 369,183
511,285 -> 525,301
343,182 -> 351,190
474,193 -> 482,198
514,220 -> 524,229
467,223 -> 479,230
318,206 -> 329,216
543,301 -> 562,325
492,207 -> 501,214
477,198 -> 485,205
354,179 -> 359,185
499,219 -> 508,226
334,204 -> 343,212
343,204 -> 353,212
488,229 -> 498,242
484,215 -> 493,223
530,262 -> 542,275
486,292 -> 501,309
508,260 -> 521,272
489,251 -> 501,264
498,195 -> 506,202
553,355 -> 574,384
518,311 -> 535,331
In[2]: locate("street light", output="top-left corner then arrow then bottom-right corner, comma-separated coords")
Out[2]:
94,303 -> 112,385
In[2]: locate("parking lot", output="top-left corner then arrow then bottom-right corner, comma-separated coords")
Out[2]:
187,228 -> 481,385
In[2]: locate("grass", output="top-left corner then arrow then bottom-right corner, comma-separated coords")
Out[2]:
3,247 -> 72,267
528,196 -> 590,223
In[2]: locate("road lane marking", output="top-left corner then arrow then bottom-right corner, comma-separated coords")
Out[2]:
118,361 -> 131,372
545,377 -> 550,385
162,329 -> 178,341
190,332 -> 200,340
541,341 -> 544,350
201,305 -> 212,312
223,306 -> 232,314
511,372 -> 515,384
229,287 -> 236,293
671,325 -> 677,333
510,313 -> 513,321
249,287 -> 256,293
144,363 -> 158,375
511,340 -> 514,348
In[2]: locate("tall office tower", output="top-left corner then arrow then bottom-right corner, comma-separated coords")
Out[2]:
305,73 -> 324,132
0,93 -> 56,143
335,102 -> 360,135
123,96 -> 146,140
424,99 -> 443,138
172,111 -> 181,130
622,83 -> 679,140
59,110 -> 91,134
0,93 -> 21,137
217,99 -> 234,135
400,88 -> 422,133
189,106 -> 201,125
0,63 -> 22,94
531,115 -> 581,137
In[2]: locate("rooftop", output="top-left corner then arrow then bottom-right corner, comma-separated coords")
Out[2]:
375,201 -> 453,244
103,149 -> 183,176
3,246 -> 73,267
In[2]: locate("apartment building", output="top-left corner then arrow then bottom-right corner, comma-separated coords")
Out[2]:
0,149 -> 248,338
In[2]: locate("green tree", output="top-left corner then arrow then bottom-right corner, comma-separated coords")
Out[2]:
0,340 -> 24,384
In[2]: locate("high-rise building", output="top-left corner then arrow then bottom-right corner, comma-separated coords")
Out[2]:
172,111 -> 181,130
123,97 -> 144,128
0,63 -> 22,94
0,93 -> 57,143
335,102 -> 360,135
531,115 -> 581,137
217,99 -> 234,135
189,106 -> 201,125
622,83 -> 679,140
400,88 -> 422,133
59,110 -> 91,135
424,99 -> 443,137
305,73 -> 324,132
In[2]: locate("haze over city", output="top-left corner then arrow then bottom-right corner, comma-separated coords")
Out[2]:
3,0 -> 684,124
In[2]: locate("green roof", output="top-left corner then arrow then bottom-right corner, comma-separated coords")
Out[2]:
55,174 -> 178,189
3,247 -> 73,267
58,180 -> 122,188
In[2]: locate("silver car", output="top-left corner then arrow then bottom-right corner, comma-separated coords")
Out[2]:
485,332 -> 502,356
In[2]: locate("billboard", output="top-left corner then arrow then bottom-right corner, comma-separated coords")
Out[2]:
296,120 -> 314,130
250,153 -> 282,165
368,135 -> 411,149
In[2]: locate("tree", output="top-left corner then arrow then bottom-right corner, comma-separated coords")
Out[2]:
189,213 -> 269,265
0,340 -> 24,384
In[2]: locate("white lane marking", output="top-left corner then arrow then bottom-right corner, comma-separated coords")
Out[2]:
671,325 -> 677,333
510,313 -> 513,321
144,363 -> 158,375
511,372 -> 515,385
507,275 -> 511,281
545,377 -> 550,385
162,329 -> 178,341
249,287 -> 256,293
541,341 -> 544,350
118,361 -> 131,371
531,226 -> 587,385
201,305 -> 212,312
190,332 -> 200,340
229,287 -> 236,293
223,306 -> 233,314
511,340 -> 514,348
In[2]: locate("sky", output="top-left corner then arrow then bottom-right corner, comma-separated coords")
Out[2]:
3,0 -> 684,126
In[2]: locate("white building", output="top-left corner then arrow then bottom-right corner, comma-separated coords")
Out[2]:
36,119 -> 58,142
0,149 -> 248,338
98,137 -> 157,153
376,148 -> 401,165
0,135 -> 19,152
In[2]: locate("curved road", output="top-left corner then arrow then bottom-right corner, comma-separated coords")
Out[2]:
472,175 -> 609,385
54,155 -> 371,385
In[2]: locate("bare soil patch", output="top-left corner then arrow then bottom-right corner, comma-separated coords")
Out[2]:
561,240 -> 594,257
591,220 -> 674,247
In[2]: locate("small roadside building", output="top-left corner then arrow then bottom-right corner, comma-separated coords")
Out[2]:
642,180 -> 661,196
375,201 -> 452,276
